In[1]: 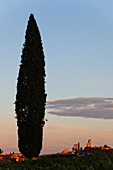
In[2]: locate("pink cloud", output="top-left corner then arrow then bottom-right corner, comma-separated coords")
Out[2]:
47,97 -> 113,119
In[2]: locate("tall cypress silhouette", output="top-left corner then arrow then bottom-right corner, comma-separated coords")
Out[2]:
15,14 -> 46,158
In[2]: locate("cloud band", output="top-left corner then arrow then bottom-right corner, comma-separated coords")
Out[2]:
47,97 -> 113,119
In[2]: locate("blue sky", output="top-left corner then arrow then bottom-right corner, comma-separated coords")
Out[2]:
0,0 -> 113,153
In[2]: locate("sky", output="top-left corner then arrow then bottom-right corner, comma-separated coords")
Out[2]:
0,0 -> 113,154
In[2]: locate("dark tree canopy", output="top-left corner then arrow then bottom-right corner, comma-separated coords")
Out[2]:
15,14 -> 46,158
0,149 -> 3,154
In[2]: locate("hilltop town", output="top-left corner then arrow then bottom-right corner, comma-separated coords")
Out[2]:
0,139 -> 113,162
60,139 -> 113,157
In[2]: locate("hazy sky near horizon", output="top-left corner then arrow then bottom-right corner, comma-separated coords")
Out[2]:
0,0 -> 113,153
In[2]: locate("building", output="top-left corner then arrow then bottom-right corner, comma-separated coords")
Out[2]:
86,139 -> 92,148
61,148 -> 69,154
0,152 -> 26,162
72,142 -> 80,152
100,145 -> 112,150
78,142 -> 80,150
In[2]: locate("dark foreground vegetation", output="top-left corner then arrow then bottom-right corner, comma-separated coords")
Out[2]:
1,153 -> 113,170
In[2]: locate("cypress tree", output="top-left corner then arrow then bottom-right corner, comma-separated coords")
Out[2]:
15,14 -> 46,158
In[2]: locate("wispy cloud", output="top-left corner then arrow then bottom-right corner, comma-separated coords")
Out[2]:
47,97 -> 113,119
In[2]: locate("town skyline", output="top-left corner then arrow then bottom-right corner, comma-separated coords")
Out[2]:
1,138 -> 113,162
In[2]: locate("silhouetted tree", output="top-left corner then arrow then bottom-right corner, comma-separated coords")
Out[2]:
0,149 -> 3,154
15,14 -> 46,158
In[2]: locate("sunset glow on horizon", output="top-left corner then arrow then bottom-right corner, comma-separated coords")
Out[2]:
1,102 -> 113,154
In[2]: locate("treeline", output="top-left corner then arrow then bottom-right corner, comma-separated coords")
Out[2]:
0,153 -> 113,170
